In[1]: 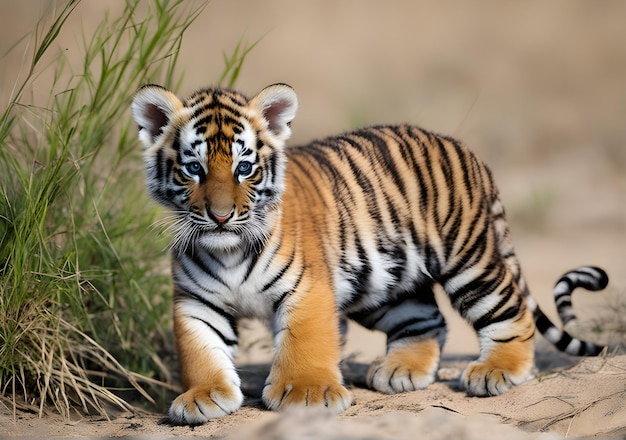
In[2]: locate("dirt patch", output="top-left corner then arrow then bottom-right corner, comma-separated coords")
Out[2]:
3,354 -> 625,438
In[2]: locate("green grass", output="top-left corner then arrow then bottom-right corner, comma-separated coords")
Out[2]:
218,33 -> 264,88
0,0 -> 258,419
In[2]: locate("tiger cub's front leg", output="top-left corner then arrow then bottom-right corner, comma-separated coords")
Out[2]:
262,280 -> 352,413
168,297 -> 243,425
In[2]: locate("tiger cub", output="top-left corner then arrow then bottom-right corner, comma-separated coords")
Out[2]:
131,83 -> 608,425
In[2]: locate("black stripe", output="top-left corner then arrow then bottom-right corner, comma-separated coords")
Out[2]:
450,268 -> 503,312
416,135 -> 437,220
367,128 -> 408,197
192,101 -> 213,118
436,142 -> 460,234
386,196 -> 402,228
185,94 -> 205,107
555,331 -> 575,352
189,316 -> 238,346
554,277 -> 573,296
341,142 -> 384,225
536,307 -> 604,355
242,251 -> 262,283
424,243 -> 442,281
262,248 -> 296,292
563,267 -> 608,291
222,115 -> 244,131
154,149 -> 165,181
175,263 -> 220,297
387,309 -> 444,339
267,149 -> 278,186
449,140 -> 474,205
193,115 -> 212,130
175,289 -> 238,331
534,311 -> 553,334
388,315 -> 446,343
426,135 -> 443,229
472,288 -> 518,331
184,248 -> 229,288
555,298 -> 572,309
272,268 -> 305,313
172,133 -> 181,151
441,215 -> 490,282
442,206 -> 463,261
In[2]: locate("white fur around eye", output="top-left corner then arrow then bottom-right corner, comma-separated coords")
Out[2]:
232,124 -> 258,182
232,123 -> 256,156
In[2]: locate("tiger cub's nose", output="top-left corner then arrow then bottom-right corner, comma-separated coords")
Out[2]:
210,209 -> 234,224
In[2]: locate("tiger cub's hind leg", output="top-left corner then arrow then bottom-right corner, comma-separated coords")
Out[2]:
461,308 -> 535,396
368,337 -> 442,394
446,265 -> 535,396
358,289 -> 447,394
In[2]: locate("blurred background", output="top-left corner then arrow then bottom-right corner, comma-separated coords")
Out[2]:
1,0 -> 624,357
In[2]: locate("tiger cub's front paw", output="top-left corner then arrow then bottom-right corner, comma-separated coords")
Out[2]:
168,384 -> 244,425
262,378 -> 352,413
461,360 -> 532,396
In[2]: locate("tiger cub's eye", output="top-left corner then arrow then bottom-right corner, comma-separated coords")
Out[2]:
236,161 -> 253,177
184,161 -> 203,176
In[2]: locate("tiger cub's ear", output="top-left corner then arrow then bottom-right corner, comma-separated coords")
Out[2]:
250,83 -> 298,143
131,85 -> 183,149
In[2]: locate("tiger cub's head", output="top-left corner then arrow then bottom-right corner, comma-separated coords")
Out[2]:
131,84 -> 298,253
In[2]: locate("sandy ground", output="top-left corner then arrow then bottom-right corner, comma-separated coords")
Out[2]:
1,1 -> 625,438
3,351 -> 626,438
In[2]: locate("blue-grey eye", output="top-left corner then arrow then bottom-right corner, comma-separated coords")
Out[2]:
236,161 -> 253,177
184,161 -> 203,176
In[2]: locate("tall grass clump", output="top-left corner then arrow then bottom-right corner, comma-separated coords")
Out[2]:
0,0 -> 205,418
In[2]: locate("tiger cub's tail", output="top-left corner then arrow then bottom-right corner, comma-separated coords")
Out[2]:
530,266 -> 609,356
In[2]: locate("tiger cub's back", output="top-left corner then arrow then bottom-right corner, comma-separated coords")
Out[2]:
282,124 -> 516,311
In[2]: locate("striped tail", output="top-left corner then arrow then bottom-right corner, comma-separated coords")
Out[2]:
531,266 -> 609,356
553,266 -> 609,326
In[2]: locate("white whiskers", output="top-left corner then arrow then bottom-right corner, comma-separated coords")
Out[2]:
150,209 -> 274,256
151,212 -> 203,256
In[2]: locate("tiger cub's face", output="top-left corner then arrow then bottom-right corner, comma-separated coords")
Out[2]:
131,84 -> 298,253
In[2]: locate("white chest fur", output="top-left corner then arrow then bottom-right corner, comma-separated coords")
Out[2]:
172,243 -> 291,321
